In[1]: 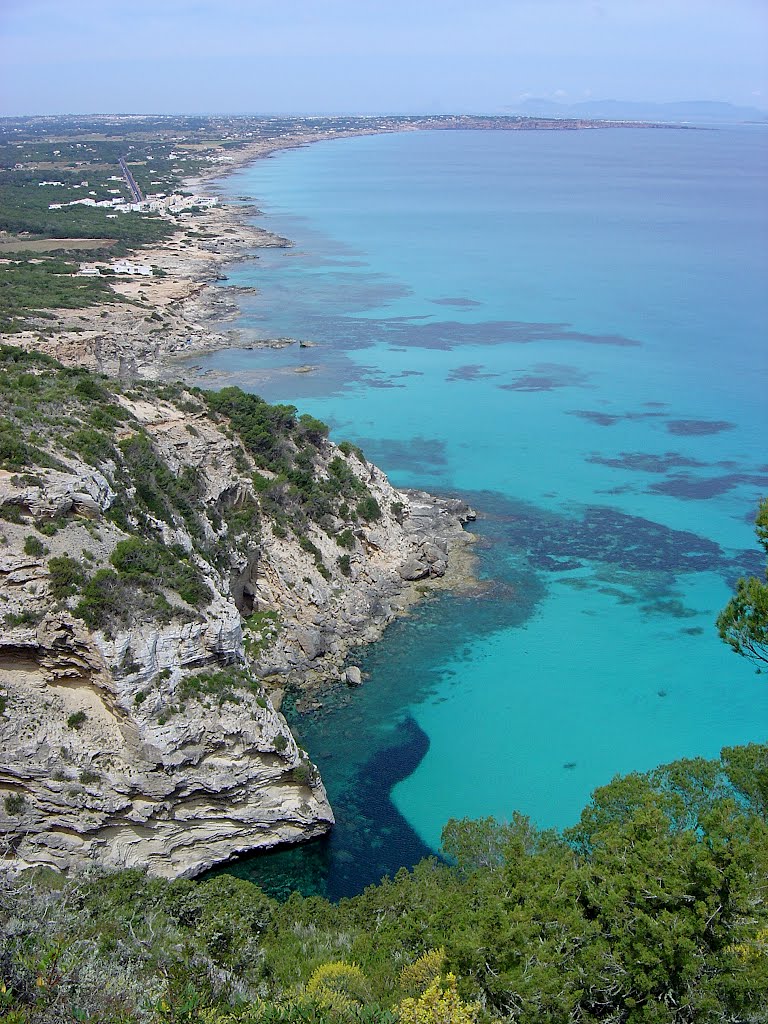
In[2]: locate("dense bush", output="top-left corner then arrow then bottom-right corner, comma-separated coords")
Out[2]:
48,554 -> 86,600
116,432 -> 205,540
356,495 -> 382,522
0,417 -> 45,469
110,538 -> 211,608
73,541 -> 211,632
22,534 -> 46,557
204,385 -> 379,538
74,569 -> 127,630
205,387 -> 298,473
2,745 -> 767,1024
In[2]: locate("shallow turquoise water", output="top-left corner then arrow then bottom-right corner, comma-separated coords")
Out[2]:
198,127 -> 768,898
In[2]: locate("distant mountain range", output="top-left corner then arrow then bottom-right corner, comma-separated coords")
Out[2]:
505,99 -> 768,124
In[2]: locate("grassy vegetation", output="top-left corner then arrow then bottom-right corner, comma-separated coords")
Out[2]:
0,346 -> 374,635
177,666 -> 256,705
0,122 -> 200,332
0,180 -> 173,247
203,386 -> 376,540
2,744 -> 767,1023
242,610 -> 282,658
0,257 -> 117,332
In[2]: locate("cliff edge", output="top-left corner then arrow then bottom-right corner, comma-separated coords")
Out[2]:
0,345 -> 474,877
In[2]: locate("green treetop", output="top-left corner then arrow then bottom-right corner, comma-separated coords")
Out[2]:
717,498 -> 768,668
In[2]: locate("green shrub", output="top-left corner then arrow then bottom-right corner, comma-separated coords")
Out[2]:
72,373 -> 109,403
48,554 -> 86,600
0,418 -> 42,469
297,413 -> 329,444
4,793 -> 26,815
338,439 -> 366,461
356,495 -> 382,522
0,502 -> 24,523
4,608 -> 41,627
38,515 -> 68,535
66,710 -> 87,729
66,426 -> 115,466
74,569 -> 124,630
110,537 -> 212,607
224,499 -> 261,537
23,534 -> 46,557
336,528 -> 355,549
338,554 -> 351,576
177,667 -> 252,704
291,762 -> 314,786
116,432 -> 205,540
89,403 -> 126,430
298,534 -> 322,560
205,386 -> 297,472
205,388 -> 367,535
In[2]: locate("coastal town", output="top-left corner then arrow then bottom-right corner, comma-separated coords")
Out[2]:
0,112 -> 671,376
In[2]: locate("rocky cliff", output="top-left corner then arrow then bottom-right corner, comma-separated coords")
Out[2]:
0,346 -> 474,877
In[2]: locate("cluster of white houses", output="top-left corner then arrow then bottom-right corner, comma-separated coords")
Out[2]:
78,260 -> 153,277
49,193 -> 218,217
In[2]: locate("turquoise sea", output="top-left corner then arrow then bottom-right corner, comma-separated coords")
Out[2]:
196,127 -> 768,899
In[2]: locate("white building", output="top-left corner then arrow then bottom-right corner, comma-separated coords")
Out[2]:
113,260 -> 152,276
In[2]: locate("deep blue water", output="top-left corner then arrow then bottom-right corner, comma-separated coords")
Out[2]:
196,127 -> 768,899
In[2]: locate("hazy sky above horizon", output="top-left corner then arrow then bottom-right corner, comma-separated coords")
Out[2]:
1,0 -> 766,116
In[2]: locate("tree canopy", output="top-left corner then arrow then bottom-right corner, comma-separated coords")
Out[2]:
717,498 -> 768,668
3,744 -> 768,1023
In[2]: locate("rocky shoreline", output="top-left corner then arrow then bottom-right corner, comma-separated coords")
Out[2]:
0,129 -> 487,879
5,117 -> 678,383
6,130 -> 391,381
0,348 -> 478,878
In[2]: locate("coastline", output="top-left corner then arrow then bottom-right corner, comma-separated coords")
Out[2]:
5,124 -> 490,675
6,129 -> 401,380
5,117 -> 687,385
3,114 -> 761,880
1,121 -> 485,737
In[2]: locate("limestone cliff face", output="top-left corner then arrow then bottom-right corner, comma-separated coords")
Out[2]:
0,451 -> 334,879
0,352 -> 474,877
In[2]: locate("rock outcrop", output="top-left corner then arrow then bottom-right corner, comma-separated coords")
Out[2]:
0,350 -> 475,878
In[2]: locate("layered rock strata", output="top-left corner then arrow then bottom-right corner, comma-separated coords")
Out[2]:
0,369 -> 475,878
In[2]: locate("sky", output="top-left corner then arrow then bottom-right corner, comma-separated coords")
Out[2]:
1,0 -> 766,116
